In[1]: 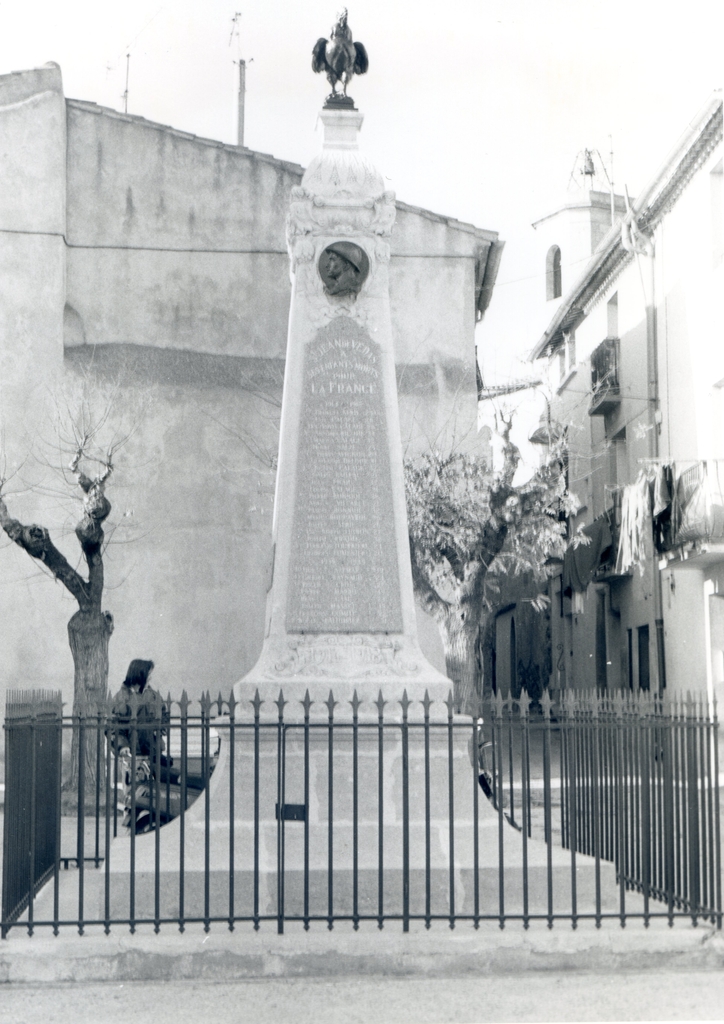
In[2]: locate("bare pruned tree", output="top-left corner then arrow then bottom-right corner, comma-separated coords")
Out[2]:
0,388 -> 134,790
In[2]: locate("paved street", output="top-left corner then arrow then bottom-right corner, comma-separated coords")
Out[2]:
3,970 -> 724,1023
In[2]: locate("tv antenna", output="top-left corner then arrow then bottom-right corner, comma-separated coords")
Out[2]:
229,11 -> 242,49
110,6 -> 165,114
566,147 -> 615,207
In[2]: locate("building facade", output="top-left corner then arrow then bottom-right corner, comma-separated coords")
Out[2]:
521,95 -> 724,705
0,63 -> 503,707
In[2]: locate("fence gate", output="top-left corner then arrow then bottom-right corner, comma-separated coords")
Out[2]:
2,690 -> 62,935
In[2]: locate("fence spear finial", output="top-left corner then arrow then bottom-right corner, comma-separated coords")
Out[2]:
275,688 -> 287,721
325,689 -> 338,720
350,689 -> 361,719
301,688 -> 313,718
518,688 -> 531,719
422,689 -> 432,720
251,688 -> 263,718
540,689 -> 553,721
399,689 -> 411,721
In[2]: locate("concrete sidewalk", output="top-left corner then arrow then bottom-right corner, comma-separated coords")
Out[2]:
1,918 -> 723,984
4,970 -> 724,1024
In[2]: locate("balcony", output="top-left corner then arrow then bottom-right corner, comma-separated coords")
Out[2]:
589,337 -> 621,416
663,461 -> 724,559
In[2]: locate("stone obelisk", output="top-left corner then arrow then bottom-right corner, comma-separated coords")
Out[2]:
236,97 -> 449,711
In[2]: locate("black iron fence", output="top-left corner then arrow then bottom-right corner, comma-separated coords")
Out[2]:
484,690 -> 721,926
1,687 -> 721,936
2,690 -> 62,934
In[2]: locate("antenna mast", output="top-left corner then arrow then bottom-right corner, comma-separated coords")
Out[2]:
115,8 -> 166,116
609,135 -> 615,224
230,12 -> 245,147
123,53 -> 130,114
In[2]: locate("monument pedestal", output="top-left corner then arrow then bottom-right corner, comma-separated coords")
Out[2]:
57,709 -> 633,927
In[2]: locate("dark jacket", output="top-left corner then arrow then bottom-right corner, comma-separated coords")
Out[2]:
109,685 -> 168,759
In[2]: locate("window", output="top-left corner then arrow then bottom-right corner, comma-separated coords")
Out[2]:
557,347 -> 566,383
557,331 -> 577,385
546,245 -> 562,300
607,293 -> 618,337
565,331 -> 576,367
637,624 -> 650,691
510,617 -> 517,697
607,427 -> 627,490
595,590 -> 607,689
627,628 -> 633,689
712,161 -> 723,268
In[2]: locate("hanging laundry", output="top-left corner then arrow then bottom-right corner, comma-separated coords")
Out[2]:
562,517 -> 613,595
652,464 -> 671,517
652,464 -> 674,550
615,476 -> 650,575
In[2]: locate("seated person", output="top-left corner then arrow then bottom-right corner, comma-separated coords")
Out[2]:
109,659 -> 168,832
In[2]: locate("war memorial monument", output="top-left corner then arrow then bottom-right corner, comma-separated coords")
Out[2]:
98,14 -> 485,922
235,11 -> 451,706
43,12 -> 624,927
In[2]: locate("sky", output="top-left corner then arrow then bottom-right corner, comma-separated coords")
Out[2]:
1,0 -> 723,381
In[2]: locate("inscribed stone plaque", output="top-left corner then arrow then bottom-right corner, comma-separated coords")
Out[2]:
287,316 -> 403,633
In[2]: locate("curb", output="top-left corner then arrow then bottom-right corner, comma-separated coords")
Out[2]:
1,922 -> 723,983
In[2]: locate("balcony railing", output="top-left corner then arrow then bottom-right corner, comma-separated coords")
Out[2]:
589,337 -> 621,416
668,460 -> 724,548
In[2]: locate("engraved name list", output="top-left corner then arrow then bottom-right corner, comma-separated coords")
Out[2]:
286,316 -> 403,633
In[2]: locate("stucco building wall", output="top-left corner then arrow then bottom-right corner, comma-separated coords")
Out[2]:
65,99 -> 297,360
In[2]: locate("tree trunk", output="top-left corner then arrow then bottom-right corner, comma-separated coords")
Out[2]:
439,608 -> 481,714
66,608 -> 114,797
1,457 -> 116,805
479,612 -> 497,699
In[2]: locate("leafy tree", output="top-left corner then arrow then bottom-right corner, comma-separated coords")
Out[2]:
404,417 -> 574,712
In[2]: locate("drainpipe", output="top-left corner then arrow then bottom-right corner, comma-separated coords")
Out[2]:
623,195 -> 666,692
646,253 -> 667,694
704,580 -> 715,716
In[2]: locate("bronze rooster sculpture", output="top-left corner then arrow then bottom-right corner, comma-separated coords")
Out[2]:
312,9 -> 368,104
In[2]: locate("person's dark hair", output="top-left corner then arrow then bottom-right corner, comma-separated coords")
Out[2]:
123,659 -> 155,693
